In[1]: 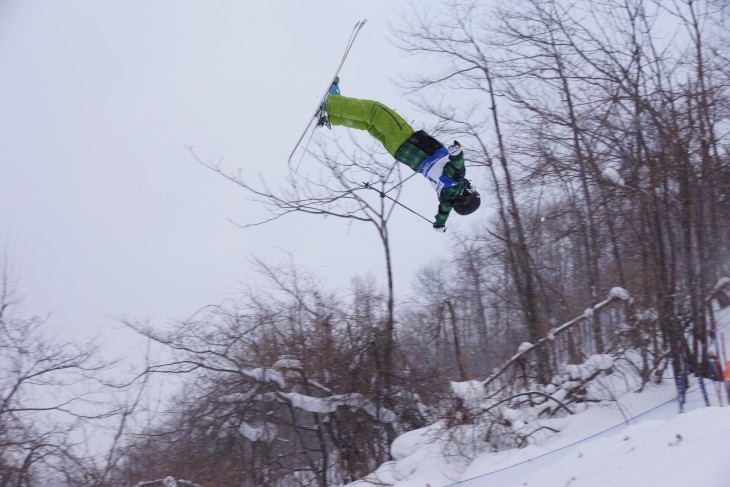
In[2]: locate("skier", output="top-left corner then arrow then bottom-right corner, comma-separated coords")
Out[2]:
317,79 -> 481,232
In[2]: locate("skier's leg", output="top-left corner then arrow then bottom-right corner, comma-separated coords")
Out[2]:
326,95 -> 415,157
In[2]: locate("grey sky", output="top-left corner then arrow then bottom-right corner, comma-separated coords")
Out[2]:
0,1 -> 468,355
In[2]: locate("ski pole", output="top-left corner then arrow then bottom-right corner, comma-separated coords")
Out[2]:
383,171 -> 419,195
362,182 -> 434,225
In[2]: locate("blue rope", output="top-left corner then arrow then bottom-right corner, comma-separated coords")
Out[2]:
443,386 -> 705,487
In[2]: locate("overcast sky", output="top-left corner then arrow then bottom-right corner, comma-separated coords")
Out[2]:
0,1 -> 478,357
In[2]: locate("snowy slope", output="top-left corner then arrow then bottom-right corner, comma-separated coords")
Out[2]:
508,406 -> 730,487
459,386 -> 730,487
349,314 -> 730,487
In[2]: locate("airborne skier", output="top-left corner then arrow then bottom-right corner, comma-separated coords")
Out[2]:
317,78 -> 481,232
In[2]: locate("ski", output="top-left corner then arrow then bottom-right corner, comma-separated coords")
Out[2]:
288,19 -> 367,171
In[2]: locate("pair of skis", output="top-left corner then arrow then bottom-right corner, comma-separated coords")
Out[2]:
285,19 -> 435,226
288,19 -> 367,171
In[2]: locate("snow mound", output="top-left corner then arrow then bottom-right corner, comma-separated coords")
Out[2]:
563,354 -> 614,381
609,287 -> 631,300
238,422 -> 277,443
347,423 -> 459,487
450,380 -> 486,407
351,381 -> 730,487
602,167 -> 625,186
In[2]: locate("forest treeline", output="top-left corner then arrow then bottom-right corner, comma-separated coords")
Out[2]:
2,1 -> 730,485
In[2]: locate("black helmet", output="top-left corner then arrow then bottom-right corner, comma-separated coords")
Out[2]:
453,187 -> 481,215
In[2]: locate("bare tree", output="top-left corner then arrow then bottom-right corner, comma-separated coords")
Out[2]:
393,0 -> 730,384
188,133 -> 417,397
393,1 -> 553,379
107,1 -> 730,483
0,265 -> 114,485
114,259 -> 426,486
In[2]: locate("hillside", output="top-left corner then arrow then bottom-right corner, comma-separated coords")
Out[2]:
351,310 -> 730,487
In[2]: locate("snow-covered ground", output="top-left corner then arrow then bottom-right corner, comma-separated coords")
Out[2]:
351,316 -> 730,487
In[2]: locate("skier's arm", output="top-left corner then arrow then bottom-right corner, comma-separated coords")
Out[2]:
434,145 -> 464,229
445,151 -> 466,180
434,201 -> 453,229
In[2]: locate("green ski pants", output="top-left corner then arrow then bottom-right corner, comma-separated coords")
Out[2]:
325,95 -> 415,157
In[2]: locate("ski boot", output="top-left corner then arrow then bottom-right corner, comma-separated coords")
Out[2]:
316,77 -> 341,128
328,76 -> 341,96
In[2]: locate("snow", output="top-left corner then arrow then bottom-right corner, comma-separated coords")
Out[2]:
602,167 -> 625,186
371,423 -> 464,486
243,367 -> 287,388
609,287 -> 631,300
272,357 -> 303,370
586,353 -> 613,370
512,407 -> 730,487
450,380 -> 486,407
713,276 -> 730,290
135,476 -> 202,487
636,308 -> 658,321
390,423 -> 448,481
348,314 -> 730,487
281,392 -> 397,423
349,383 -> 730,487
563,355 -> 612,381
238,422 -> 277,443
282,392 -> 342,413
217,392 -> 253,403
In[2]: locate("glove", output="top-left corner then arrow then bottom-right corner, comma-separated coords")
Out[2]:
433,225 -> 447,233
448,140 -> 462,157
